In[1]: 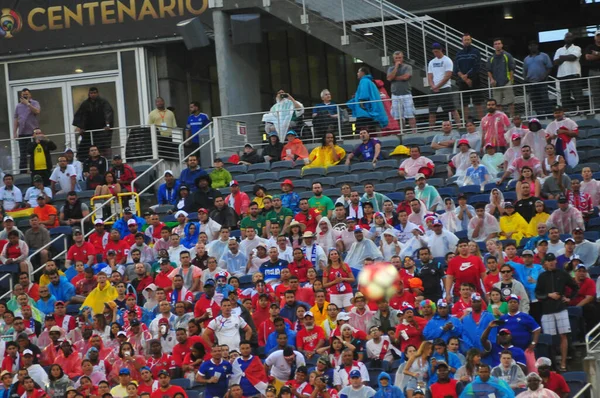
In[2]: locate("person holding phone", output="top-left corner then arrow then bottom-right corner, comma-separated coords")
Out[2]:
480,319 -> 527,374
14,88 -> 41,173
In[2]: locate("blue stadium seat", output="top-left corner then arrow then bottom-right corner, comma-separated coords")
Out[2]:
588,217 -> 600,231
427,178 -> 444,187
563,372 -> 587,398
264,182 -> 282,192
292,180 -> 312,192
247,163 -> 271,173
326,164 -> 349,176
584,231 -> 600,242
226,164 -> 248,175
468,194 -> 489,204
170,378 -> 191,389
433,164 -> 448,179
350,163 -> 375,174
377,183 -> 394,193
239,274 -> 254,289
534,334 -> 553,360
586,127 -> 600,138
375,159 -> 399,171
302,168 -> 326,178
235,174 -> 255,184
506,180 -> 518,191
335,175 -> 359,187
576,139 -> 599,150
278,169 -> 302,180
402,136 -> 426,146
185,390 -> 200,398
572,163 -> 600,173
299,191 -> 313,200
568,306 -> 585,342
240,185 -> 254,194
545,200 -> 558,212
483,182 -> 502,193
576,119 -> 600,129
586,149 -> 600,165
255,172 -> 278,183
323,188 -> 339,197
519,237 -> 530,249
437,187 -> 457,197
430,154 -> 450,164
387,192 -> 405,202
319,177 -> 336,188
270,160 -> 294,172
503,192 -> 517,201
358,172 -> 384,184
230,230 -> 241,239
351,185 -> 365,195
419,146 -> 434,156
396,181 -> 414,191
384,170 -> 404,183
455,230 -> 468,239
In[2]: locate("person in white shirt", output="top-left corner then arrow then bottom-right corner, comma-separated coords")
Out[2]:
553,32 -> 584,112
424,219 -> 459,258
365,326 -> 394,363
547,227 -> 565,255
264,346 -> 306,387
0,174 -> 23,211
333,349 -> 370,389
239,227 -> 266,258
202,298 -> 252,352
64,148 -> 83,181
207,227 -> 230,260
338,370 -> 376,398
24,174 -> 52,208
427,42 -> 461,129
49,155 -> 79,195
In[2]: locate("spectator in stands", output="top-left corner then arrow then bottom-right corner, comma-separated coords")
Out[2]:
503,134 -> 523,172
0,230 -> 29,273
210,195 -> 238,230
304,132 -> 346,171
423,300 -> 461,342
282,131 -> 309,163
515,166 -> 541,201
224,180 -> 250,217
464,153 -> 490,188
82,145 -> 109,179
262,132 -> 284,163
33,195 -> 59,228
570,264 -> 599,329
264,90 -> 304,142
524,41 -> 553,116
468,203 -> 500,243
546,106 -> 580,168
348,66 -> 388,130
566,179 -> 593,220
14,88 -> 41,172
26,128 -> 56,185
361,183 -> 390,213
0,174 -> 23,212
85,164 -> 104,192
512,182 -> 540,224
481,99 -> 511,154
312,89 -> 339,138
72,87 -> 114,159
427,43 -> 461,129
156,170 -> 179,207
387,51 -> 417,134
521,120 -> 546,165
178,155 -> 206,194
446,237 -> 486,299
580,166 -> 600,206
431,121 -> 460,156
64,148 -> 83,181
448,139 -> 475,179
487,38 -> 516,117
188,174 -> 221,212
110,154 -> 136,192
546,195 -> 584,234
346,131 -> 382,167
94,170 -> 121,199
398,147 -> 434,179
498,294 -> 540,352
572,227 -> 599,268
59,191 -> 90,227
210,158 -> 232,189
345,227 -> 382,273
542,162 -> 570,199
535,357 -> 570,398
454,33 -> 483,121
518,372 -> 561,398
460,120 -> 482,155
480,144 -> 503,180
535,252 -> 579,371
237,142 -> 261,165
23,174 -> 52,208
425,219 -> 458,258
415,174 -> 442,211
184,100 -> 211,154
554,32 -> 584,113
498,202 -> 529,245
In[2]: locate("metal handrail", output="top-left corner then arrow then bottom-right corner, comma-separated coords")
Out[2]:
572,383 -> 592,398
178,122 -> 213,164
586,320 -> 600,353
130,159 -> 164,195
28,234 -> 68,278
185,131 -> 216,165
134,159 -> 165,196
0,273 -> 14,300
80,196 -> 118,232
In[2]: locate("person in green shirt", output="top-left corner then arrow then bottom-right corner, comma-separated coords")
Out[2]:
239,201 -> 266,238
307,182 -> 335,218
265,195 -> 293,235
360,182 -> 391,212
209,158 -> 232,189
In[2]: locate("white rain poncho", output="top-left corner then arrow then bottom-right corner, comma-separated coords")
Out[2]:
345,236 -> 383,271
315,217 -> 336,251
262,97 -> 304,141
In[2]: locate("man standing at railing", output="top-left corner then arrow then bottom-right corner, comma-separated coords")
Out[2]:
554,32 -> 584,114
387,51 -> 417,134
454,33 -> 483,121
72,87 -> 114,159
427,43 -> 462,130
148,97 -> 178,160
13,88 -> 40,173
487,38 -> 516,117
26,129 -> 56,186
523,41 -> 553,116
185,101 -> 211,163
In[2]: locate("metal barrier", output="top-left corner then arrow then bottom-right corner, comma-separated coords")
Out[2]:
586,321 -> 600,354
86,195 -> 119,228
178,123 -> 214,164
0,273 -> 13,300
130,159 -> 164,193
212,74 -> 600,154
572,383 -> 593,398
118,192 -> 141,216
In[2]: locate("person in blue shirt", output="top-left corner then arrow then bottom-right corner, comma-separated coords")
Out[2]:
185,101 -> 210,145
156,170 -> 180,206
498,295 -> 541,351
197,345 -> 233,397
312,89 -> 339,137
509,251 -> 544,304
280,179 -> 300,215
112,207 -> 146,238
523,41 -> 553,116
280,291 -> 310,324
260,247 -> 289,284
423,300 -> 462,342
219,239 -> 248,278
265,317 -> 297,353
464,153 -> 490,187
462,293 -> 497,352
428,339 -> 462,384
179,154 -> 206,193
348,67 -> 388,129
47,271 -> 75,304
480,319 -> 527,370
345,129 -> 382,166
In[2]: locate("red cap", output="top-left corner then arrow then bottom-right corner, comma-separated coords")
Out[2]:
281,179 -> 294,188
511,133 -> 521,141
198,208 -> 208,213
457,139 -> 470,147
158,318 -> 169,325
499,328 -> 512,335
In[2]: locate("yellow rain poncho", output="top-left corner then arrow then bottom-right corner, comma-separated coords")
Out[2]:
81,282 -> 118,315
302,145 -> 346,172
499,212 -> 530,246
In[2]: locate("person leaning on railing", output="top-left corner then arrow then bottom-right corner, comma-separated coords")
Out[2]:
26,129 -> 56,186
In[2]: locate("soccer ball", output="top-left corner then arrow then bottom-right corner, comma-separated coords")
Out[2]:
358,263 -> 400,301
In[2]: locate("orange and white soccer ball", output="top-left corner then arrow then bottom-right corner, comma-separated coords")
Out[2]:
358,262 -> 400,301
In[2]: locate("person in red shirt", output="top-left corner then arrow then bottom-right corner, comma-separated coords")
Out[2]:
452,284 -> 487,319
253,293 -> 272,327
429,361 -> 458,398
154,258 -> 175,293
150,370 -> 187,398
104,229 -> 130,263
19,272 -> 40,301
287,275 -> 315,306
537,357 -> 570,398
394,306 -> 425,351
389,279 -> 416,310
295,311 -> 326,360
21,376 -> 49,398
257,303 -> 293,346
395,187 -> 416,215
504,242 -> 523,264
294,198 -> 321,233
123,219 -> 141,247
137,367 -> 158,395
88,219 -> 108,261
483,256 -> 501,295
146,339 -> 176,378
446,237 -> 486,299
193,279 -> 221,328
570,264 -> 599,329
288,248 -> 314,283
172,328 -> 209,366
66,228 -> 95,268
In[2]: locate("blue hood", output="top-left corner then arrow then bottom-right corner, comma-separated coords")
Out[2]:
374,372 -> 405,398
181,221 -> 199,248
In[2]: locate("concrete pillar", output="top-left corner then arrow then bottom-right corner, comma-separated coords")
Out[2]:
213,10 -> 262,116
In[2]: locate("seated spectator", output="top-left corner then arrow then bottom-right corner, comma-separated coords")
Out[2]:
499,202 -> 529,245
580,166 -> 600,206
24,174 -> 53,208
262,132 -> 284,163
542,161 -> 570,199
186,174 -> 222,213
398,147 -> 434,179
312,89 -> 339,137
281,131 -> 309,162
518,372 -> 561,398
502,134 -> 522,171
361,183 -> 391,213
110,154 -> 136,191
460,120 -> 482,153
468,203 -> 501,242
526,201 -> 550,238
546,195 -> 584,234
82,145 -> 109,178
33,195 -> 59,228
448,139 -> 475,178
156,170 -> 180,207
497,145 -> 542,185
516,166 -> 541,201
522,118 -> 546,162
460,363 -> 514,397
333,349 -> 369,389
0,215 -> 24,241
345,129 -> 381,165
210,158 -> 232,189
481,144 -> 504,178
566,179 -> 594,220
94,171 -> 121,197
64,148 -> 83,181
431,121 -> 460,155
415,174 -> 442,211
536,357 -> 570,398
303,132 -> 345,171
59,191 -> 90,227
464,153 -> 490,187
0,230 -> 29,273
210,195 -> 238,230
572,227 -> 599,267
238,143 -> 262,165
429,361 -> 458,398
50,156 -> 79,195
265,346 -> 306,391
178,155 -> 206,193
84,165 -> 104,191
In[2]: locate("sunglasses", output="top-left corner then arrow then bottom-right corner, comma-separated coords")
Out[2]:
501,270 -> 512,274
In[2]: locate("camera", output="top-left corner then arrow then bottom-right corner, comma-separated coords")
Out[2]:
280,93 -> 289,98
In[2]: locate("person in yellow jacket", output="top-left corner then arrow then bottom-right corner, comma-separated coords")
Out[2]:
527,199 -> 550,237
39,261 -> 66,286
310,289 -> 330,326
302,132 -> 346,172
81,271 -> 117,315
499,202 -> 530,245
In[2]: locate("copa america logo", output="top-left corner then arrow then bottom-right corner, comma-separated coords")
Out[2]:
0,8 -> 22,39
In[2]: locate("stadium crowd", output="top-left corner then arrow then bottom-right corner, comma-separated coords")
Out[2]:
1,31 -> 600,398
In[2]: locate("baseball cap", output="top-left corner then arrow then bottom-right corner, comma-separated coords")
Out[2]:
413,389 -> 425,396
576,264 -> 587,271
229,180 -> 239,187
163,170 -> 173,177
179,184 -> 189,191
511,133 -> 521,141
123,207 -> 133,213
55,301 -> 65,306
336,312 -> 350,322
436,299 -> 448,308
117,331 -> 127,337
130,319 -> 140,326
127,219 -> 137,226
431,42 -> 443,50
286,130 -> 298,137
471,293 -> 482,301
521,250 -> 534,256
0,370 -> 11,379
498,328 -> 512,335
33,175 -> 43,182
554,105 -> 564,112
23,349 -> 33,356
88,347 -> 99,353
573,227 -> 584,233
157,369 -> 170,377
457,193 -> 467,200
504,201 -> 514,208
558,195 -> 568,204
283,346 -> 295,357
507,294 -> 520,302
72,228 -> 82,235
45,314 -> 55,321
198,208 -> 208,214
49,326 -> 63,333
158,318 -> 169,325
304,311 -> 314,318
107,249 -> 117,256
435,360 -> 449,369
432,219 -> 443,226
544,253 -> 557,262
3,215 -> 13,222
159,257 -> 170,264
353,227 -> 364,233
204,279 -> 216,287
535,357 -> 552,368
281,179 -> 294,188
595,30 -> 600,36
537,239 -> 548,246
94,219 -> 104,225
346,216 -> 357,222
113,154 -> 122,160
119,368 -> 131,376
349,370 -> 361,378
565,237 -> 576,244
457,139 -> 470,147
415,173 -> 426,180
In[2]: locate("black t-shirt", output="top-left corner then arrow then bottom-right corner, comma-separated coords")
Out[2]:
515,196 -> 539,223
583,44 -> 600,71
419,261 -> 445,302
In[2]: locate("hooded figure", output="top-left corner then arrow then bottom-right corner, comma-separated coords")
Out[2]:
344,228 -> 384,273
261,132 -> 284,163
485,188 -> 507,219
348,69 -> 388,128
142,284 -> 158,311
374,371 -> 404,398
262,92 -> 305,142
458,374 -> 515,398
315,217 -> 337,252
440,197 -> 460,233
281,131 -> 309,162
522,118 -> 547,162
181,222 -> 199,249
